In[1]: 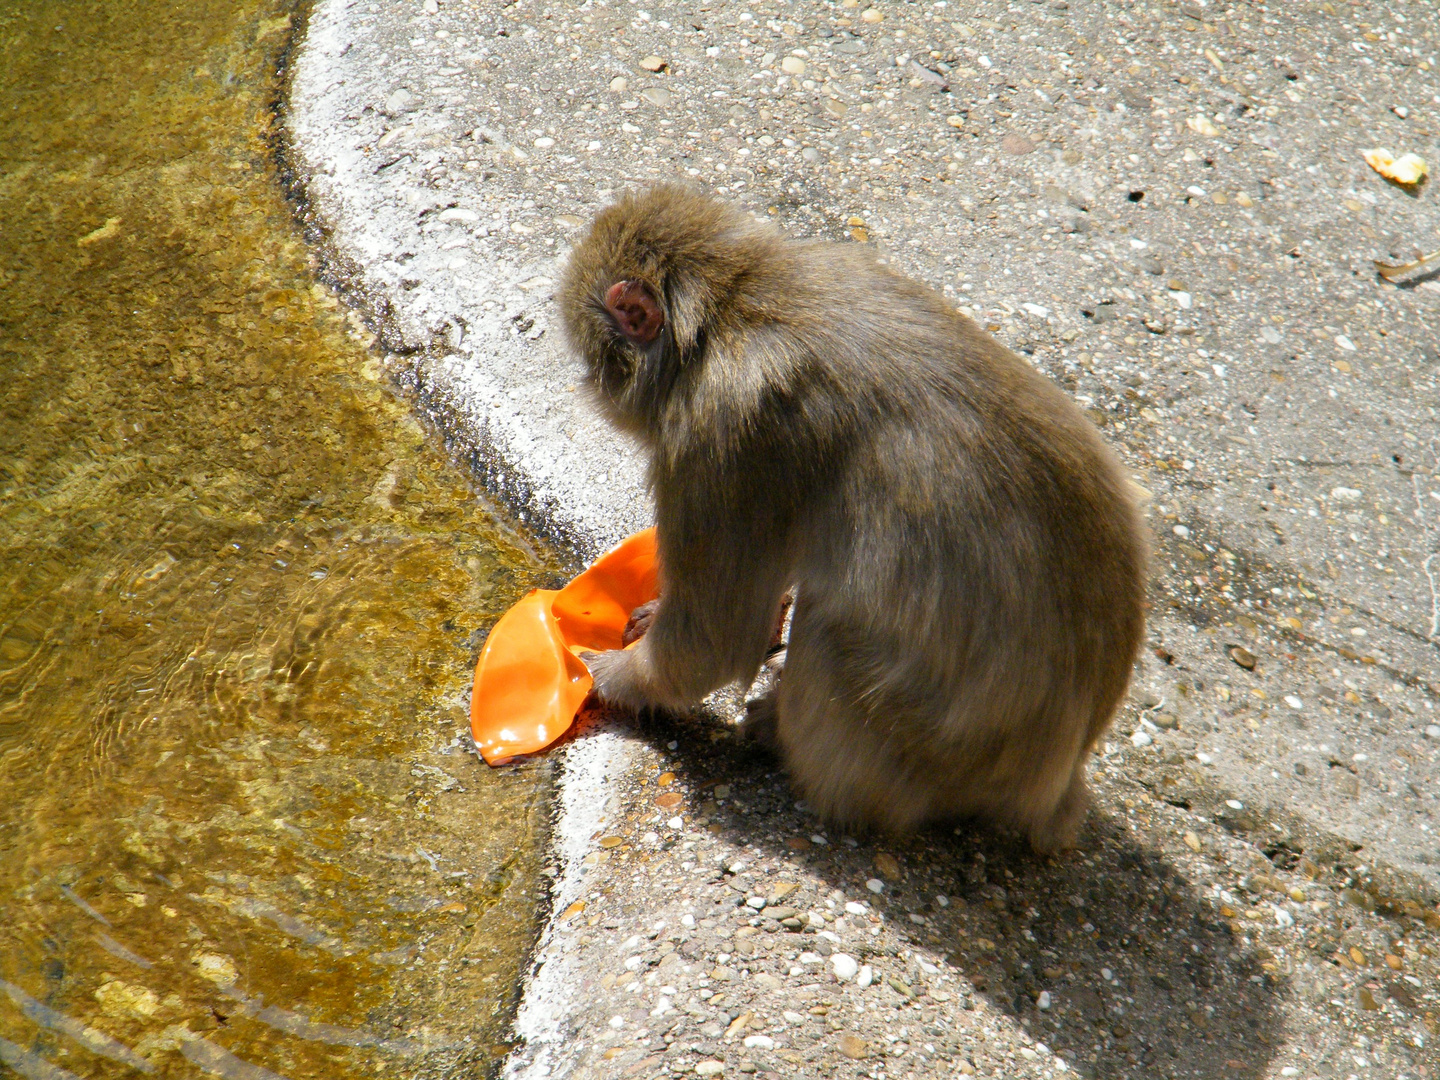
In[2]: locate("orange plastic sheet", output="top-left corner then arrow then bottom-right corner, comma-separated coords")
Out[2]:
471,528 -> 659,765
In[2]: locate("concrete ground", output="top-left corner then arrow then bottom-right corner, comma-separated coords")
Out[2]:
284,0 -> 1440,1076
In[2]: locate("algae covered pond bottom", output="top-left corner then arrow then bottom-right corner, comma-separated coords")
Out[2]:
0,0 -> 559,1076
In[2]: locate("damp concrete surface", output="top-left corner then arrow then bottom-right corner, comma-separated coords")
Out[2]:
286,1 -> 1440,1077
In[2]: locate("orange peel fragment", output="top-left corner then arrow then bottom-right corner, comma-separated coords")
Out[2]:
470,528 -> 658,765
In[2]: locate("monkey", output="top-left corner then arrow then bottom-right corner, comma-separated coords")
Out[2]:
557,185 -> 1146,853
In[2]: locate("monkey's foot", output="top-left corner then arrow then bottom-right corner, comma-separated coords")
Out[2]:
1025,772 -> 1090,855
738,690 -> 781,751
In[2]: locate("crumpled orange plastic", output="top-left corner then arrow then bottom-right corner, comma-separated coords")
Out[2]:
470,528 -> 658,765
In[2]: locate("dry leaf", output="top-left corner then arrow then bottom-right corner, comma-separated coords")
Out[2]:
1362,148 -> 1428,186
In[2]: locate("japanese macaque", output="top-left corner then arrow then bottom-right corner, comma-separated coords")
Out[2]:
557,185 -> 1146,853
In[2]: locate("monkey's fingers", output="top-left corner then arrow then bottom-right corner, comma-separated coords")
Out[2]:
622,598 -> 660,646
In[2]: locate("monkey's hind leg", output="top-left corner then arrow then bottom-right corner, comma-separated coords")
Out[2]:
769,616 -> 941,833
1021,764 -> 1090,855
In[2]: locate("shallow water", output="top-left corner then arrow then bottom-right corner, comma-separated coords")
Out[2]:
0,1 -> 559,1077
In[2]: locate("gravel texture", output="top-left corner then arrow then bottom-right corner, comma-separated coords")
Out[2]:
284,0 -> 1440,1076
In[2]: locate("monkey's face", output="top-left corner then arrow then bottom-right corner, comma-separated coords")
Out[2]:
560,268 -> 670,434
557,215 -> 672,426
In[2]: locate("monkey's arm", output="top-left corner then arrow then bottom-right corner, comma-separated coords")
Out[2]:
585,490 -> 794,712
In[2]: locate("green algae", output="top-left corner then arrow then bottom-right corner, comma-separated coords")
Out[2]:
0,1 -> 557,1076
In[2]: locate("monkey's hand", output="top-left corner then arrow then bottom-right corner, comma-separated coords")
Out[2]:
622,599 -> 660,646
582,646 -> 672,714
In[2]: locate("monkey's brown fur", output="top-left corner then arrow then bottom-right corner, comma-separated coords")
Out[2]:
558,185 -> 1147,853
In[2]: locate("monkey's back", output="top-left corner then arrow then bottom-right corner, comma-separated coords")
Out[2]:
740,244 -> 1148,837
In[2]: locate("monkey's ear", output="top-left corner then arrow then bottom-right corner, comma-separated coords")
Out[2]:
604,280 -> 665,346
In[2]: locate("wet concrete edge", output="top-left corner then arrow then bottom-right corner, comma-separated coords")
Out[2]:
270,3 -> 640,1075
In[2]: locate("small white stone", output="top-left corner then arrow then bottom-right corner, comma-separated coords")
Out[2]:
1284,695 -> 1303,709
935,895 -> 950,907
1037,990 -> 1052,1010
1425,725 -> 1440,739
1273,905 -> 1294,928
608,1015 -> 625,1029
695,1062 -> 725,1077
845,901 -> 868,916
799,951 -> 824,964
1225,800 -> 1244,811
1281,1069 -> 1300,1078
1101,968 -> 1113,981
743,1035 -> 774,1049
856,964 -> 874,988
781,56 -> 806,75
667,816 -> 684,830
1335,334 -> 1356,352
865,878 -> 884,894
1130,730 -> 1153,747
533,136 -> 555,148
681,914 -> 695,928
746,896 -> 766,909
831,953 -> 859,981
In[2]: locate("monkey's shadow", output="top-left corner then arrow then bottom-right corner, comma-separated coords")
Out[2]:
612,703 -> 1285,1080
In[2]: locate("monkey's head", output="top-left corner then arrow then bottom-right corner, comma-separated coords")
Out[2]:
558,185 -> 775,431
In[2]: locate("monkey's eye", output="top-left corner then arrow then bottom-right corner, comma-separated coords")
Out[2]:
603,280 -> 665,346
